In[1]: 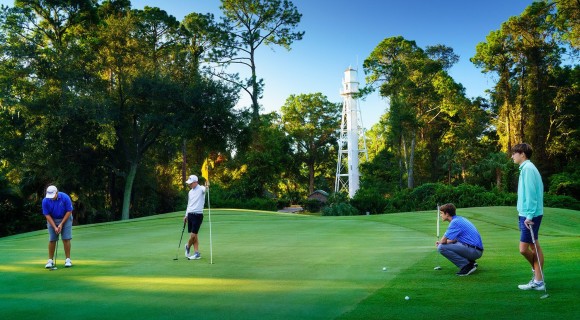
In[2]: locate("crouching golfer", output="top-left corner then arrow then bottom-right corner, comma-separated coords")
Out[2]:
436,203 -> 484,276
184,175 -> 206,260
42,185 -> 74,268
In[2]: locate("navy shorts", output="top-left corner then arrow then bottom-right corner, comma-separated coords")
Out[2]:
519,215 -> 542,243
187,213 -> 204,234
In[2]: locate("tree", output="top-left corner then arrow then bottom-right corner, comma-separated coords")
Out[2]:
363,37 -> 452,188
228,112 -> 293,198
218,0 -> 304,122
1,0 -> 106,206
96,7 -> 238,219
173,11 -> 236,182
552,0 -> 580,50
472,1 -> 576,174
472,29 -> 518,154
281,93 -> 341,194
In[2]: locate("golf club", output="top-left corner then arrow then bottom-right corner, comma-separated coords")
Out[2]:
529,226 -> 549,299
50,238 -> 58,271
173,221 -> 186,261
434,204 -> 442,270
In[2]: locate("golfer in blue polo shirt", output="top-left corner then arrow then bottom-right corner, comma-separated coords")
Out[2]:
42,185 -> 74,268
436,203 -> 484,276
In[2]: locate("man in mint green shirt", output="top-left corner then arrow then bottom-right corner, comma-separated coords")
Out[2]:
511,143 -> 545,291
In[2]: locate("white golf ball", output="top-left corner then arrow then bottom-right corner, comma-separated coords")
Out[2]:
405,296 -> 410,300
382,267 -> 387,271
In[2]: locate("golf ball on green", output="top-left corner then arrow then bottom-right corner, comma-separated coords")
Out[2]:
382,267 -> 386,271
405,296 -> 410,300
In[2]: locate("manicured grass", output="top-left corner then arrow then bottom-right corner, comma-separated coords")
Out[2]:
0,207 -> 578,319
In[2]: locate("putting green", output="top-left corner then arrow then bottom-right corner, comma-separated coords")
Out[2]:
0,207 -> 578,319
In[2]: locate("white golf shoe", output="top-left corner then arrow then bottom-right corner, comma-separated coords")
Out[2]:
188,252 -> 201,260
45,259 -> 54,269
64,258 -> 72,268
518,280 -> 545,291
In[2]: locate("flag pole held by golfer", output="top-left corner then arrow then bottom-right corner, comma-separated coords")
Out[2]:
202,158 -> 213,265
434,204 -> 442,270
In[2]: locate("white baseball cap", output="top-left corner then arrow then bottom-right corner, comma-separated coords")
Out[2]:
45,185 -> 58,198
185,175 -> 198,184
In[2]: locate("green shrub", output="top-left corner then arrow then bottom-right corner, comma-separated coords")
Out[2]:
384,183 -> 522,213
209,185 -> 277,211
350,188 -> 389,214
322,203 -> 359,216
276,198 -> 291,210
454,184 -> 493,207
244,198 -> 277,211
548,167 -> 580,200
302,199 -> 323,213
544,194 -> 580,210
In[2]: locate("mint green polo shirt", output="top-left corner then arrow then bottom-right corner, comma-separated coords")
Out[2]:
517,160 -> 544,220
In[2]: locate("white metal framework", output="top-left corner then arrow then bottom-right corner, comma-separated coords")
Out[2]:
335,67 -> 368,197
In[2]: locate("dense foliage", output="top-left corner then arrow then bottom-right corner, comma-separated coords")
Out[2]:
0,1 -> 578,236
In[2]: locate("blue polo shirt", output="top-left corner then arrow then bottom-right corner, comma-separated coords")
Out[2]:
42,192 -> 73,219
444,215 -> 484,249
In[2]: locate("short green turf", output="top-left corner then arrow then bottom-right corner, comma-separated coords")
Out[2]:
1,207 -> 578,319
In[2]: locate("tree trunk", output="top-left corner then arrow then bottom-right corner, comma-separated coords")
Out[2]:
448,164 -> 451,185
182,139 -> 187,183
121,162 -> 138,220
407,132 -> 415,189
250,50 -> 260,122
308,162 -> 315,195
109,170 -> 116,218
398,136 -> 404,189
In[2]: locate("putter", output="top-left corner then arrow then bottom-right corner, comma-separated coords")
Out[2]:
529,226 -> 549,299
50,238 -> 59,271
434,204 -> 442,270
174,221 -> 186,260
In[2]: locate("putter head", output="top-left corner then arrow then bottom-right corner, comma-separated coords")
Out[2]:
540,294 -> 549,299
434,266 -> 442,270
50,267 -> 57,271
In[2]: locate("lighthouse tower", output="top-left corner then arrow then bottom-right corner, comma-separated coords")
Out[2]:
335,67 -> 368,197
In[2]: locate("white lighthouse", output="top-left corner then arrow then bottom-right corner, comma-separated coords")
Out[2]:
335,67 -> 368,197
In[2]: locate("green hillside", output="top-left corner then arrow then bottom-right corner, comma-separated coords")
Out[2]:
1,207 -> 578,319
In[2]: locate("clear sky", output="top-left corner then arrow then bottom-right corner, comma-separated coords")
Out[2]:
1,0 -> 536,128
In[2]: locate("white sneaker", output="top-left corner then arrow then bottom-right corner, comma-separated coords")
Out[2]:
45,259 -> 54,269
188,252 -> 201,260
518,280 -> 545,291
185,244 -> 191,258
64,258 -> 72,268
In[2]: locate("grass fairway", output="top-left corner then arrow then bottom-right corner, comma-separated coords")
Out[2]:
1,207 -> 578,319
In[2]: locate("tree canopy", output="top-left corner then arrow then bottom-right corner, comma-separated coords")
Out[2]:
0,1 -> 577,236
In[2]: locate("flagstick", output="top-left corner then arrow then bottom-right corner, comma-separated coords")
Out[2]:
208,185 -> 213,264
205,159 -> 213,265
437,204 -> 440,239
434,204 -> 442,270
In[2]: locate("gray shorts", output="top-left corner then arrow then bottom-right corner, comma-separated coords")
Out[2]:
47,217 -> 73,241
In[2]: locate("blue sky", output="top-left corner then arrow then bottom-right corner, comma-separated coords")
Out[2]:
1,0 -> 535,128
